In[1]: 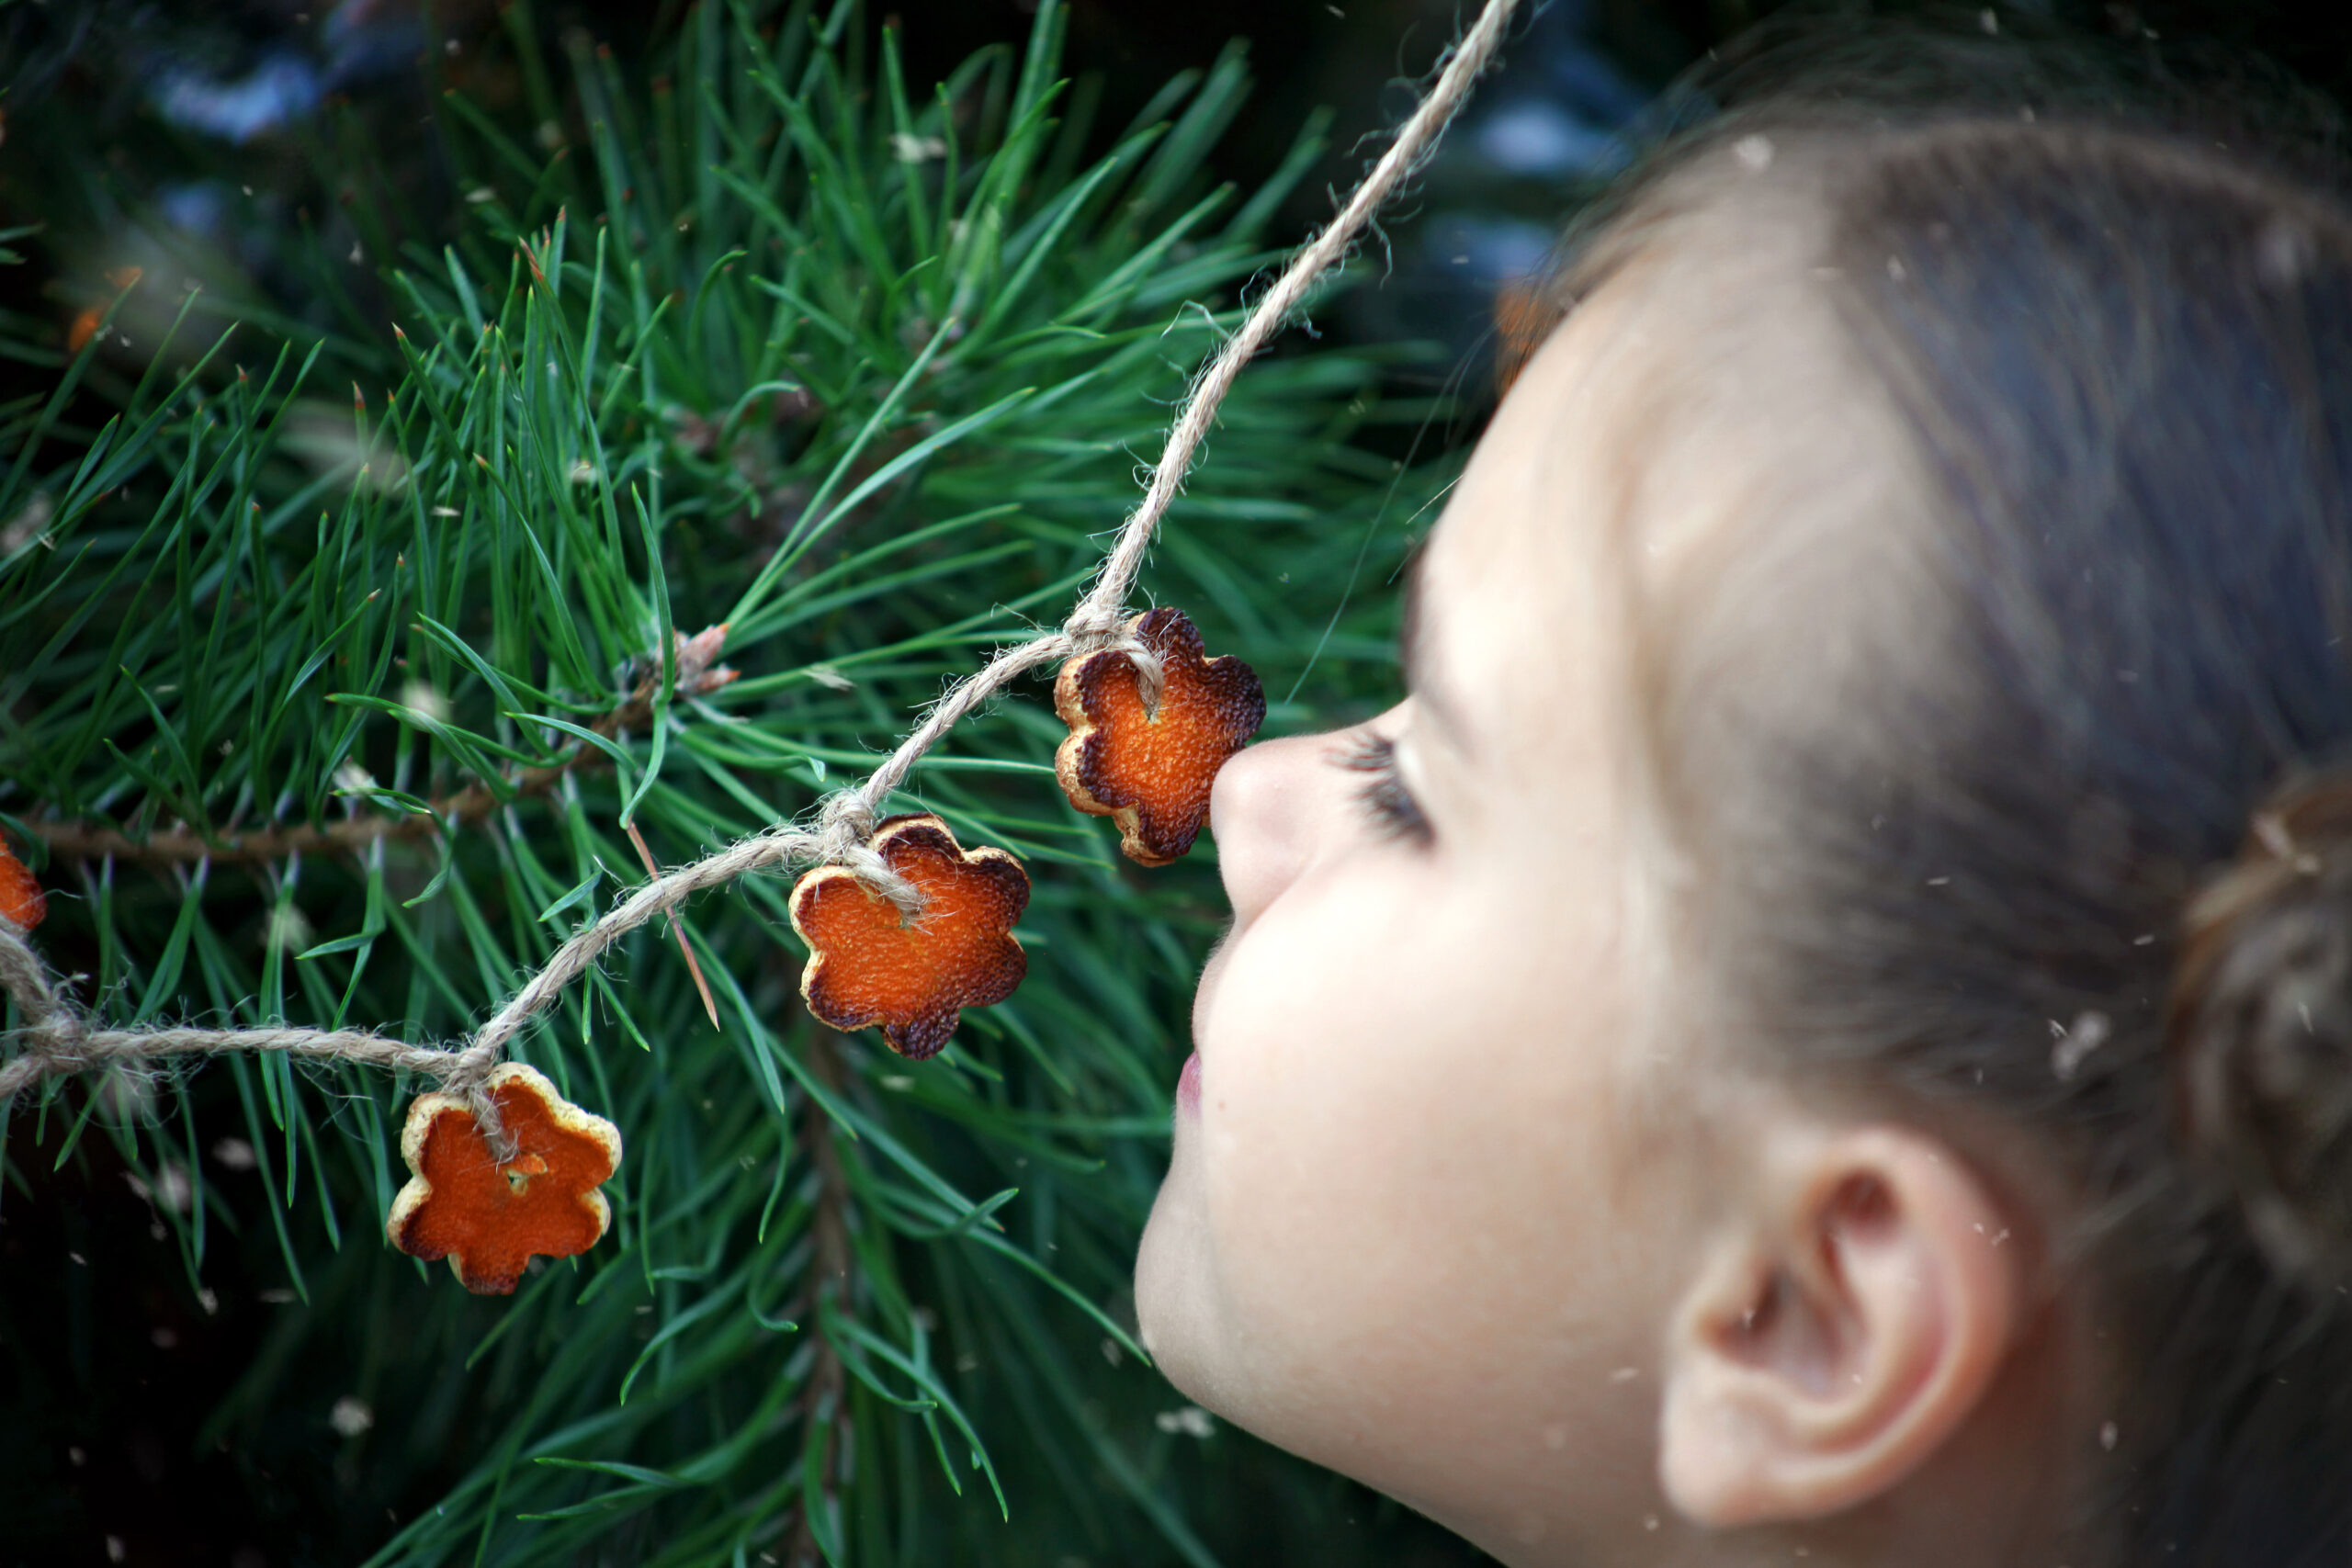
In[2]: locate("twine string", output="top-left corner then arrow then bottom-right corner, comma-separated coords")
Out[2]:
0,0 -> 1523,1127
0,922 -> 487,1101
1060,0 -> 1521,645
453,822 -> 824,1080
836,630 -> 1083,842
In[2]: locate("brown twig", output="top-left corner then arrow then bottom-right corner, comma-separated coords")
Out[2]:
29,811 -> 439,868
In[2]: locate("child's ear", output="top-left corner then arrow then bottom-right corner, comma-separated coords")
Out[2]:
1657,1126 -> 2022,1528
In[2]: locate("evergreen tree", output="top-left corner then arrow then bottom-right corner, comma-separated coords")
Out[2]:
0,2 -> 1472,1562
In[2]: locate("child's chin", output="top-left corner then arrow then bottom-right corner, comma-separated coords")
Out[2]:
1134,1148 -> 1236,1410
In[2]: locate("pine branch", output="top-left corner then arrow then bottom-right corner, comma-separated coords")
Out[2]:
18,628 -> 737,869
3,0 -> 1516,1132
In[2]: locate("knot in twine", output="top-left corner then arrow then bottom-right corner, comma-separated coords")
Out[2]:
815,790 -> 922,918
436,1046 -> 516,1160
1061,602 -> 1165,715
0,924 -> 86,1102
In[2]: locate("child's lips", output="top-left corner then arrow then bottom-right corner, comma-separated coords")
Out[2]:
1177,1051 -> 1203,1114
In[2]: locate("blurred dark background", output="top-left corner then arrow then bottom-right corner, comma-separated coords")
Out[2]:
10,0 -> 2352,434
6,0 -> 2352,1563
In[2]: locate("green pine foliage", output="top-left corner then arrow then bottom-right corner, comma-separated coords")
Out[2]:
0,3 -> 1459,1562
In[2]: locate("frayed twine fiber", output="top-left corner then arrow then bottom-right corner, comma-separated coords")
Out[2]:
0,0 -> 1523,1145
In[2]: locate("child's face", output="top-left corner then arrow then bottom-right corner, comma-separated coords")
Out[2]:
1136,283 -> 1725,1556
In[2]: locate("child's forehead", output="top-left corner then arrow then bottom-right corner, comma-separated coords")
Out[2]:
1423,169 -> 1952,785
1444,198 -> 1848,577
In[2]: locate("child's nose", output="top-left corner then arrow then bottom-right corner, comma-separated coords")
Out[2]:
1208,730 -> 1333,930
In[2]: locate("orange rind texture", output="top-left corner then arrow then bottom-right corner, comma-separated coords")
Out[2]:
789,813 -> 1029,1060
0,838 -> 45,931
386,1062 -> 622,1295
1054,607 -> 1265,865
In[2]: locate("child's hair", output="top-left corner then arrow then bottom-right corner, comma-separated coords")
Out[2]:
1519,17 -> 2352,1564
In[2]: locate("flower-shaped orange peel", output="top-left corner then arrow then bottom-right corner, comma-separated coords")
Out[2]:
0,837 -> 45,931
789,813 -> 1029,1060
1054,607 -> 1265,865
386,1062 -> 622,1295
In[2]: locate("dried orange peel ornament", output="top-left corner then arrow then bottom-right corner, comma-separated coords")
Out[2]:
0,837 -> 45,931
1054,608 -> 1265,865
789,814 -> 1029,1060
386,1062 -> 622,1295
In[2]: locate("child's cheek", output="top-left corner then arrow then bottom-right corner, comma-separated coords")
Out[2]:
1194,862 -> 1501,1337
1221,846 -> 1632,1234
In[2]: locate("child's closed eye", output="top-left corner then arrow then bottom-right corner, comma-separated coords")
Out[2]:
1337,731 -> 1430,843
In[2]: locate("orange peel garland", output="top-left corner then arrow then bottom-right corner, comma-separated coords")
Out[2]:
0,838 -> 45,931
1054,607 -> 1266,866
789,814 -> 1030,1060
386,1062 -> 622,1295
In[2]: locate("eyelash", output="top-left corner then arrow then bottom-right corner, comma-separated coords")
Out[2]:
1338,732 -> 1430,842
